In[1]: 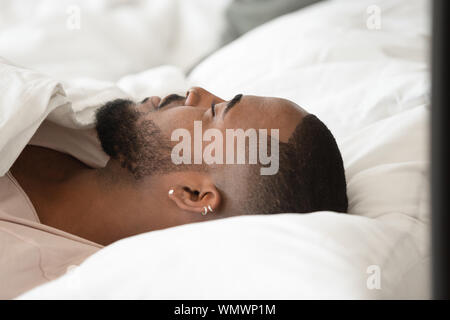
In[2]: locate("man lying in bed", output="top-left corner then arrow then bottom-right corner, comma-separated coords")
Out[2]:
9,87 -> 348,246
1,86 -> 347,298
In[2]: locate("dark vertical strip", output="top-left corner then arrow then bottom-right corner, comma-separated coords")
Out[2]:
432,0 -> 450,300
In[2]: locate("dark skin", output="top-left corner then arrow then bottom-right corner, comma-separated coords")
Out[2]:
10,87 -> 307,245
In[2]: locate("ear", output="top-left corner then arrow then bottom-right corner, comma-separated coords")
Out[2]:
167,172 -> 221,215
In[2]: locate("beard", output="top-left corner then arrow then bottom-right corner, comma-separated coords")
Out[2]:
94,99 -> 173,180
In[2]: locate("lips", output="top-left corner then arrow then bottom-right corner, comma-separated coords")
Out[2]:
157,94 -> 187,110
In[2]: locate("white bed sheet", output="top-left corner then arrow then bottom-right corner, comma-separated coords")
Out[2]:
8,0 -> 430,299
0,0 -> 231,81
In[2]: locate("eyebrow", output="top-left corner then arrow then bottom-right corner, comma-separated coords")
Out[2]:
223,94 -> 243,117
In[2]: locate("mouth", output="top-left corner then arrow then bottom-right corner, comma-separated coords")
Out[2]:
158,94 -> 186,110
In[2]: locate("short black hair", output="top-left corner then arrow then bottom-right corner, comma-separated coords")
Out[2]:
244,114 -> 348,214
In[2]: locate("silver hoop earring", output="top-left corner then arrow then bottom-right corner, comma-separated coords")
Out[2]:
207,205 -> 214,213
201,206 -> 208,216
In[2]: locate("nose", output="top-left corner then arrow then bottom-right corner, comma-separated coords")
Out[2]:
150,96 -> 161,107
185,87 -> 225,108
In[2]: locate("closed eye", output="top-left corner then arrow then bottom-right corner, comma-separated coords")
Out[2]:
211,102 -> 216,117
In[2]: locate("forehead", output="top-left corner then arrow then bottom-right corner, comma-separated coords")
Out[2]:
244,95 -> 306,111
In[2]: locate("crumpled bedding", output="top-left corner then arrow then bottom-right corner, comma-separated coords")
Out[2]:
0,0 -> 431,299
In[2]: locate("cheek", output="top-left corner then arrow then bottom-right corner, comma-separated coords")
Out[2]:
222,111 -> 270,131
148,108 -> 202,135
224,110 -> 299,142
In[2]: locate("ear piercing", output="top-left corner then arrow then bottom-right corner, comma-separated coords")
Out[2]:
202,205 -> 214,216
169,189 -> 213,216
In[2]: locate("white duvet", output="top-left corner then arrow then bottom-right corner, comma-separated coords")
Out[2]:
0,0 -> 430,299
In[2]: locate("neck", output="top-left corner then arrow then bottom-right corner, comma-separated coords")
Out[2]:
10,146 -> 171,245
40,167 -> 159,245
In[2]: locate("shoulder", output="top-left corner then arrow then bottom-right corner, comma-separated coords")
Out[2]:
10,145 -> 90,184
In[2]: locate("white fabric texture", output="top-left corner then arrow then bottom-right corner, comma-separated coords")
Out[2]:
0,0 -> 231,81
7,0 -> 431,299
0,57 -> 67,176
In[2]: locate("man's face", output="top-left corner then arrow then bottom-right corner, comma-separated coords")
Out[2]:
137,87 -> 307,145
95,86 -> 308,179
